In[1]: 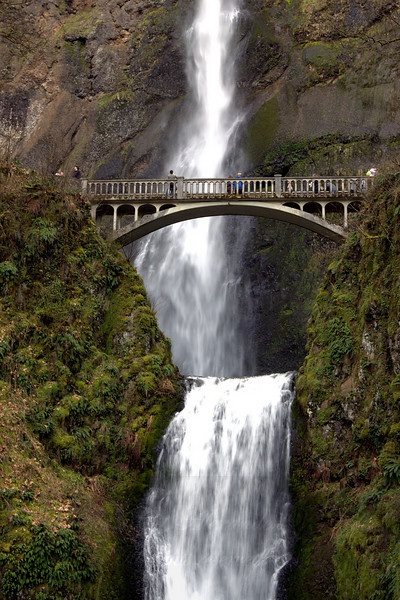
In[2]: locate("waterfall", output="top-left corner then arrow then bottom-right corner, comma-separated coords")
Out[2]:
139,1 -> 293,597
171,0 -> 242,177
134,0 -> 246,378
143,375 -> 293,600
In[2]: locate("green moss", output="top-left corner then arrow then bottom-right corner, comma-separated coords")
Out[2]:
302,41 -> 342,83
64,40 -> 90,72
289,174 -> 400,598
97,90 -> 135,111
256,133 -> 382,177
334,516 -> 382,600
61,9 -> 100,41
0,164 -> 183,598
244,96 -> 280,165
251,9 -> 278,43
390,375 -> 400,402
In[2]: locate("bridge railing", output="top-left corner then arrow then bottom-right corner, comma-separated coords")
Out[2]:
84,179 -> 173,198
181,178 -> 277,197
281,176 -> 371,196
83,175 -> 373,201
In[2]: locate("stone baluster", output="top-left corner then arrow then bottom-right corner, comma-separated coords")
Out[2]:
176,177 -> 184,199
274,174 -> 282,198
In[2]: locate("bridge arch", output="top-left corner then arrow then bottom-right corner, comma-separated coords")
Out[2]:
117,205 -> 135,229
109,202 -> 347,247
325,201 -> 345,225
96,204 -> 114,229
283,201 -> 301,210
138,204 -> 157,219
160,203 -> 177,212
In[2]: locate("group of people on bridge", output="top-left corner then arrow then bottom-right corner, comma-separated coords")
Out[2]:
167,169 -> 245,196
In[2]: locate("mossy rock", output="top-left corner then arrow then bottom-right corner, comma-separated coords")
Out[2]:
245,97 -> 280,170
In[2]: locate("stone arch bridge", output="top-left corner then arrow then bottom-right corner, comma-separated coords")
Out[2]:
84,175 -> 371,246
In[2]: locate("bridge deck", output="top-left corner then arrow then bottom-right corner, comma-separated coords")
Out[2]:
83,175 -> 371,202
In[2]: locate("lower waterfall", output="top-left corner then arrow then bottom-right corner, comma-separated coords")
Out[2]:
143,373 -> 293,600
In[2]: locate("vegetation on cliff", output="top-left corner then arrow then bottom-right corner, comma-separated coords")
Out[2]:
0,164 -> 183,599
289,173 -> 400,599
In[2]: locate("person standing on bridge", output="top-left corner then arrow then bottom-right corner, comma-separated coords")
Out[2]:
233,172 -> 243,195
168,169 -> 178,196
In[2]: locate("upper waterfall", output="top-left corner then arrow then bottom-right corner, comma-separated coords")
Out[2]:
168,0 -> 242,178
140,3 -> 294,599
134,0 -> 248,378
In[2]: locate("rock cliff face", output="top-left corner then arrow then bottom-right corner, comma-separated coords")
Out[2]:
0,0 -> 188,178
0,0 -> 399,177
242,0 -> 400,174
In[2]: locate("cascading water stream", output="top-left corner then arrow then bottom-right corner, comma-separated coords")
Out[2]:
172,0 -> 242,177
143,375 -> 293,600
134,0 -> 245,378
138,1 -> 293,598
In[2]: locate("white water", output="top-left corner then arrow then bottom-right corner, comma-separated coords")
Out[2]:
135,0 -> 246,377
171,0 -> 242,177
140,1 -> 293,597
144,375 -> 293,600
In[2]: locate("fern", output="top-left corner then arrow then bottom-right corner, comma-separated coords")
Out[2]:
383,459 -> 400,488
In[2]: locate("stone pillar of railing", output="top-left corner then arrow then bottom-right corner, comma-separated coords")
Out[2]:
176,177 -> 184,199
274,174 -> 282,198
81,178 -> 88,194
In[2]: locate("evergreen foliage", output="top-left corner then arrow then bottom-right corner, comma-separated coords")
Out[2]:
0,164 -> 183,598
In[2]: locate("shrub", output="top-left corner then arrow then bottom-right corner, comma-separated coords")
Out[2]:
0,524 -> 95,598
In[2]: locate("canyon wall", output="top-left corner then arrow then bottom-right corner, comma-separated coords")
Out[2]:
0,0 -> 399,177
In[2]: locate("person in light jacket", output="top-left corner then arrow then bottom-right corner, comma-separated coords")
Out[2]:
168,169 -> 178,196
